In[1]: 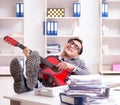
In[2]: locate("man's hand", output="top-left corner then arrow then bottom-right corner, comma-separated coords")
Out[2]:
56,61 -> 75,71
23,47 -> 30,58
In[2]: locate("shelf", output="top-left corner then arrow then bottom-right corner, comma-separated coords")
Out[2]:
46,35 -> 79,38
102,17 -> 120,20
0,35 -> 24,38
0,0 -> 24,17
0,0 -> 24,72
102,53 -> 120,56
46,17 -> 80,19
99,64 -> 120,74
99,70 -> 120,74
102,35 -> 120,37
0,17 -> 23,20
45,0 -> 80,56
105,0 -> 120,2
99,0 -> 120,75
0,54 -> 23,57
0,66 -> 10,76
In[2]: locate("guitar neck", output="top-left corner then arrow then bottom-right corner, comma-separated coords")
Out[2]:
17,43 -> 26,50
4,35 -> 55,71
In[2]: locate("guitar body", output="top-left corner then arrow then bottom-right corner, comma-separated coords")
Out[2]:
40,56 -> 73,86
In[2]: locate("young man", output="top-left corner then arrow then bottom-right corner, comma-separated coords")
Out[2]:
10,38 -> 90,94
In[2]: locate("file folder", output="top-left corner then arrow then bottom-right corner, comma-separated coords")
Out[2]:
16,3 -> 24,17
16,3 -> 20,17
73,3 -> 77,17
54,21 -> 58,35
59,93 -> 85,105
47,21 -> 51,35
102,3 -> 108,17
76,2 -> 80,17
50,21 -> 54,35
73,2 -> 80,17
20,3 -> 24,17
43,21 -> 45,35
104,3 -> 108,17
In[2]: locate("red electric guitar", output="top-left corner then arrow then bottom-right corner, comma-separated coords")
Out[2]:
4,35 -> 73,86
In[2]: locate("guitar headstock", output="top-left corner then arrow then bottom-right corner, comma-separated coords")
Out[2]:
4,35 -> 19,47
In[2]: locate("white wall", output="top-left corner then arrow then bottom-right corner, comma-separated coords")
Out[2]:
24,0 -> 45,57
80,0 -> 100,73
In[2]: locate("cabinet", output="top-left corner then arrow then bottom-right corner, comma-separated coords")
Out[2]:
44,0 -> 81,57
0,0 -> 24,75
99,0 -> 120,74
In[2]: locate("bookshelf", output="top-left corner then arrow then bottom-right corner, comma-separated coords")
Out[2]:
44,0 -> 81,57
0,0 -> 24,75
0,0 -> 101,75
99,0 -> 120,74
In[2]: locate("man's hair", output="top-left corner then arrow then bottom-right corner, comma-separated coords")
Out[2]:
67,38 -> 83,55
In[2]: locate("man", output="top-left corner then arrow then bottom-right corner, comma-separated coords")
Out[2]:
10,38 -> 90,94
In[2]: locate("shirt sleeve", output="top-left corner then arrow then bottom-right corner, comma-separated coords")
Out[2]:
72,59 -> 90,75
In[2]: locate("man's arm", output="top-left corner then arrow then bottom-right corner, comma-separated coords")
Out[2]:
72,59 -> 90,75
56,59 -> 90,75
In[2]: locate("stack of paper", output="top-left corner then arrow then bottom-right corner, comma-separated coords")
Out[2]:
47,44 -> 61,55
65,74 -> 109,97
59,74 -> 112,105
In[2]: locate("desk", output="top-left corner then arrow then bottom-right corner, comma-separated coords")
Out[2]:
4,91 -> 65,105
4,75 -> 120,105
4,89 -> 120,105
109,88 -> 120,105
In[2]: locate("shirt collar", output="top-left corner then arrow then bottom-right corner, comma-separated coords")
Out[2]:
58,56 -> 78,61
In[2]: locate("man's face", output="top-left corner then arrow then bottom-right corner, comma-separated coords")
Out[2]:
63,40 -> 82,58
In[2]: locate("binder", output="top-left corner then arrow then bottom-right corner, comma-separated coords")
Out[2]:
104,3 -> 108,16
73,3 -> 77,17
73,2 -> 80,17
16,3 -> 20,17
102,3 -> 104,16
102,3 -> 108,17
76,2 -> 80,17
50,21 -> 54,35
47,21 -> 51,35
46,21 -> 58,36
43,21 -> 45,35
59,93 -> 85,105
20,3 -> 24,17
16,3 -> 24,17
53,21 -> 58,35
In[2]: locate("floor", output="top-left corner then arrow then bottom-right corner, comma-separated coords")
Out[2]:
0,76 -> 14,105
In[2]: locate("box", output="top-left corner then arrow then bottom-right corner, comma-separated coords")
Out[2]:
47,8 -> 65,17
112,64 -> 120,71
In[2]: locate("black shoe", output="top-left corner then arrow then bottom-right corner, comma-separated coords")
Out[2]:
10,58 -> 31,94
26,51 -> 41,89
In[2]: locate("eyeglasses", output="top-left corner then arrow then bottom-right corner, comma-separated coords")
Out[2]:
68,40 -> 80,51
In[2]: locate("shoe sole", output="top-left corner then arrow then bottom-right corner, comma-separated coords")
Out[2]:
10,58 -> 27,94
26,51 -> 41,89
